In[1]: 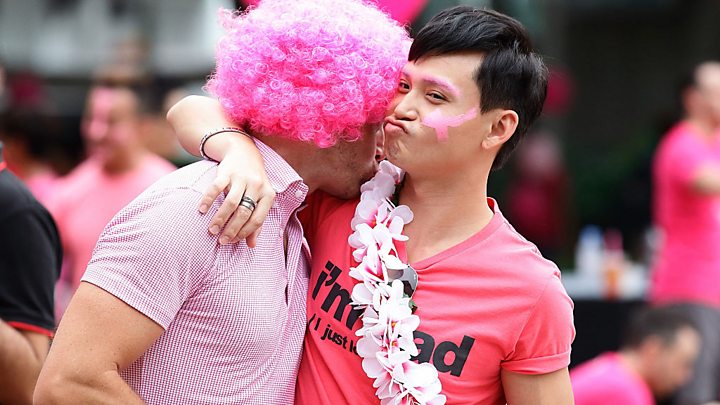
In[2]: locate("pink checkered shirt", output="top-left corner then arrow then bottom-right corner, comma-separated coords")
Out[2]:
82,140 -> 309,404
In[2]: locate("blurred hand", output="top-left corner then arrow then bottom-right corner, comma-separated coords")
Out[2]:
200,147 -> 275,247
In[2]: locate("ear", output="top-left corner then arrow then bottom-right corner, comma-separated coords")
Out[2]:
481,109 -> 519,150
639,336 -> 664,359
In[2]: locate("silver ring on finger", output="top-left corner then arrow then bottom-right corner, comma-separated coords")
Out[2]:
240,196 -> 257,212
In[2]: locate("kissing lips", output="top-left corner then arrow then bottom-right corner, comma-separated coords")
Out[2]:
383,117 -> 407,135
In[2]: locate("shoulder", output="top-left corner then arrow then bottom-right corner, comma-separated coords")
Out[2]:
0,171 -> 55,228
107,168 -> 213,234
656,123 -> 702,158
58,158 -> 100,186
0,170 -> 35,213
46,159 -> 101,211
488,212 -> 563,286
144,160 -> 219,196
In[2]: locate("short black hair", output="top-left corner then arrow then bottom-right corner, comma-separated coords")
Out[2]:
0,109 -> 59,160
408,6 -> 547,170
622,306 -> 698,350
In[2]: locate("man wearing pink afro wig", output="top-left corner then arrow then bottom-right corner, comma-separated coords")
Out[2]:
34,0 -> 409,404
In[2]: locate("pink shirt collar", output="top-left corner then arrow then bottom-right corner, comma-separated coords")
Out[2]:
254,138 -> 307,197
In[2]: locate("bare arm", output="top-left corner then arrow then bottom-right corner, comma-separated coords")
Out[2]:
34,282 -> 164,404
0,321 -> 49,405
167,95 -> 275,246
501,368 -> 574,405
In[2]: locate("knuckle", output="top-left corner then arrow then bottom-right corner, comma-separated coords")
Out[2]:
212,179 -> 227,189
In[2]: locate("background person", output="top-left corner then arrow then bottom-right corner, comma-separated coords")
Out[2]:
650,61 -> 720,405
571,306 -> 701,405
0,149 -> 62,405
47,81 -> 175,316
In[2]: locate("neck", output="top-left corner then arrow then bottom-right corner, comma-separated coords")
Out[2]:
254,134 -> 321,193
101,146 -> 147,175
398,167 -> 494,263
618,350 -> 647,382
686,116 -> 719,137
16,161 -> 52,180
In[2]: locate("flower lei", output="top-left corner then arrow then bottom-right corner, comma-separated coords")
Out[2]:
349,161 -> 446,405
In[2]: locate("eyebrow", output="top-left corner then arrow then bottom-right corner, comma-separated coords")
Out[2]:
402,69 -> 461,98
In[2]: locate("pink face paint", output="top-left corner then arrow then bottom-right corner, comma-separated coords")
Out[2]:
421,106 -> 478,141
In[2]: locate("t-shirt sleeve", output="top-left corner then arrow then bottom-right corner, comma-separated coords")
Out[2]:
0,205 -> 61,335
502,274 -> 575,374
81,187 -> 222,329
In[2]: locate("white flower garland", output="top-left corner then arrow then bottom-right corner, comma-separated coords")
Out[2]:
349,161 -> 446,405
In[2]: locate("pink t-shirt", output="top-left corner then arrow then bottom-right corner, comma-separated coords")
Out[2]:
23,171 -> 58,206
651,121 -> 720,306
48,154 -> 174,296
295,192 -> 575,404
571,352 -> 654,405
82,141 -> 309,404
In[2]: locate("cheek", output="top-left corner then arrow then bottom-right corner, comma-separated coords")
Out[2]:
84,119 -> 107,141
108,123 -> 133,143
421,107 -> 478,141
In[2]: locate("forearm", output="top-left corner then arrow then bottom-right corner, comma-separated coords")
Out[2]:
167,95 -> 255,162
34,369 -> 144,405
0,320 -> 46,405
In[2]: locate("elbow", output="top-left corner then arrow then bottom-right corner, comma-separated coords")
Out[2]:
166,94 -> 206,124
34,369 -> 76,405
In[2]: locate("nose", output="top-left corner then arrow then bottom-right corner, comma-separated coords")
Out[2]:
391,93 -> 418,122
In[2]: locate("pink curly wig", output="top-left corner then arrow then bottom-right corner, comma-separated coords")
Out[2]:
207,0 -> 411,148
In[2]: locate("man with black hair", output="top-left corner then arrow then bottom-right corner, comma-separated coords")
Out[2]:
170,5 -> 575,404
571,306 -> 701,405
0,110 -> 60,204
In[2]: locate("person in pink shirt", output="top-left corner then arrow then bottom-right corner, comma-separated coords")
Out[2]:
46,82 -> 175,316
651,61 -> 720,405
172,6 -> 576,404
34,0 -> 409,404
571,306 -> 700,405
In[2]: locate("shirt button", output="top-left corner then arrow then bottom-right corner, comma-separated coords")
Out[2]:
295,190 -> 303,199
